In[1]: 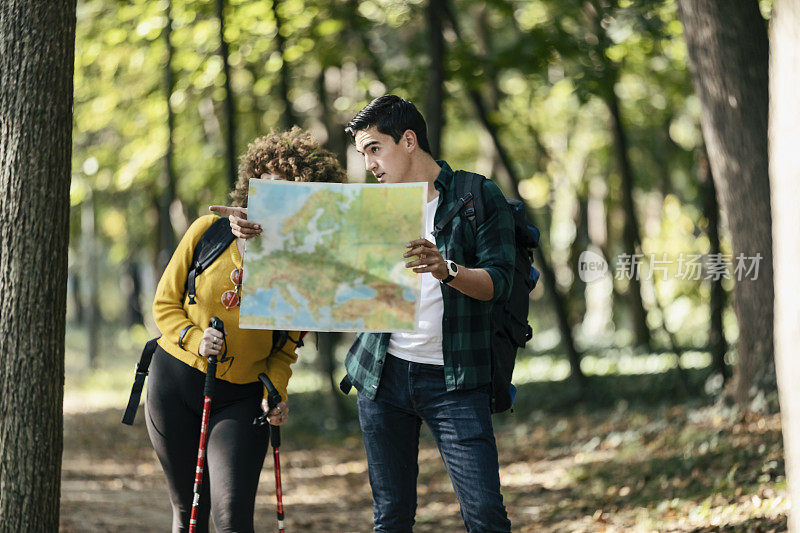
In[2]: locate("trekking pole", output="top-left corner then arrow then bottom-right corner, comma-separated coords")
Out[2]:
188,317 -> 224,533
254,372 -> 285,533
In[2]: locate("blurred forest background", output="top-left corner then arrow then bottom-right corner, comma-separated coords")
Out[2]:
59,0 -> 788,530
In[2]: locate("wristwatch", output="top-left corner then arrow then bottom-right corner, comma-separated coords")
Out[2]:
442,260 -> 459,284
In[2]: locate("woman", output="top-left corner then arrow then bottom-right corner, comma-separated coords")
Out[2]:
147,127 -> 347,532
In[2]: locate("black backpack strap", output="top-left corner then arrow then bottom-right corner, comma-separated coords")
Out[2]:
456,171 -> 487,233
121,336 -> 161,425
186,217 -> 236,304
339,374 -> 353,394
431,170 -> 489,240
272,330 -> 289,355
432,192 -> 474,239
269,330 -> 307,357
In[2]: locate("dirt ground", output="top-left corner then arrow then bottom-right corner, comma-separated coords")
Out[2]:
60,402 -> 788,532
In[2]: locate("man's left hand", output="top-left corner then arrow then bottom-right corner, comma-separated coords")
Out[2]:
404,239 -> 447,280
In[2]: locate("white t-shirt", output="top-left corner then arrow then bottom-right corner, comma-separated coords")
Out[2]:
388,196 -> 445,365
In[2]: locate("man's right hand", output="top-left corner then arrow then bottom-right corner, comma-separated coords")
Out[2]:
209,205 -> 262,239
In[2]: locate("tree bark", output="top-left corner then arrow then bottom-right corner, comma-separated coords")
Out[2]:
425,0 -> 446,159
0,1 -> 75,529
217,0 -> 237,189
769,0 -> 800,528
158,1 -> 177,275
698,150 -> 728,379
677,0 -> 774,405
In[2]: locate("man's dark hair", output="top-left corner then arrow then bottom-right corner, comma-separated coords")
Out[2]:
345,95 -> 432,155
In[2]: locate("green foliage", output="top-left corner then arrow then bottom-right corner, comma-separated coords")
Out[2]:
72,0 -> 725,353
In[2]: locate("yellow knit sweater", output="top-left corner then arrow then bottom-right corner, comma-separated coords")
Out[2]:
152,214 -> 299,401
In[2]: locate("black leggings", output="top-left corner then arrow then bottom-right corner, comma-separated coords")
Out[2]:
145,346 -> 269,533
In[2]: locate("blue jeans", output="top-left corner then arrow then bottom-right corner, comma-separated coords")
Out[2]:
357,354 -> 510,532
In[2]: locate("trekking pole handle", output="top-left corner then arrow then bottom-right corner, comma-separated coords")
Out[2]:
258,373 -> 282,448
258,373 -> 282,409
205,317 -> 224,397
209,316 -> 225,337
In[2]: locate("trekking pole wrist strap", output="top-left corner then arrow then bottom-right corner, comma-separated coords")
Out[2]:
121,337 -> 160,425
177,325 -> 194,349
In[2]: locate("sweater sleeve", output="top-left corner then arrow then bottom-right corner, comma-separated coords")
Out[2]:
152,215 -> 219,358
263,332 -> 301,402
473,180 -> 515,303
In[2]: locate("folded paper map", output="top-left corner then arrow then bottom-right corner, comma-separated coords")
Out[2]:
239,179 -> 426,332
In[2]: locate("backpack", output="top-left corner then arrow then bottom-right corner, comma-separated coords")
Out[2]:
448,171 -> 540,413
121,217 -> 304,425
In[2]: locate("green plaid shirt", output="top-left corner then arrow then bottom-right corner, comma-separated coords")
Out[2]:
344,161 -> 516,399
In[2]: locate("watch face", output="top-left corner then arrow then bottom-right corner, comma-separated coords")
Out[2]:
448,260 -> 458,276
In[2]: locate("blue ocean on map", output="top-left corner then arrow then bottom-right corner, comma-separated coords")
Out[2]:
243,284 -> 365,330
243,288 -> 295,317
254,181 -> 314,218
334,285 -> 377,304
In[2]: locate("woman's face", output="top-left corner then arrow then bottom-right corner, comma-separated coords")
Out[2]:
260,172 -> 286,182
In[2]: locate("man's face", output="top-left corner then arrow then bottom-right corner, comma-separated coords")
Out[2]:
354,126 -> 413,184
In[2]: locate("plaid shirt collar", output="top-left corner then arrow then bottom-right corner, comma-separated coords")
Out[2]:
434,160 -> 454,193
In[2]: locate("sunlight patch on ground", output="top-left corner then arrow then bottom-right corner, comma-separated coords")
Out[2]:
512,351 -> 713,384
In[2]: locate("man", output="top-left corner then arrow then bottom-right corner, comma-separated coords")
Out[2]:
341,94 -> 515,532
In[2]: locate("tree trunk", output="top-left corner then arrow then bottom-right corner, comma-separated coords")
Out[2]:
677,0 -> 774,405
217,0 -> 237,189
272,0 -> 296,129
346,0 -> 387,84
568,196 -> 589,325
316,70 -> 349,422
159,1 -> 177,275
605,93 -> 652,350
473,15 -> 505,186
698,150 -> 728,379
246,62 -> 266,134
584,0 -> 651,350
124,260 -> 144,327
468,92 -> 587,388
69,269 -> 84,325
425,0 -> 445,158
82,195 -> 99,368
441,0 -> 586,387
316,332 -> 346,421
0,1 -> 75,529
316,70 -> 347,164
769,0 -> 800,528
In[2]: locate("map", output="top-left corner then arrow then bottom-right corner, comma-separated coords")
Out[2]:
239,179 -> 426,332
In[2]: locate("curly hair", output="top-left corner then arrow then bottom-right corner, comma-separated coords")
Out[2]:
230,126 -> 348,207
